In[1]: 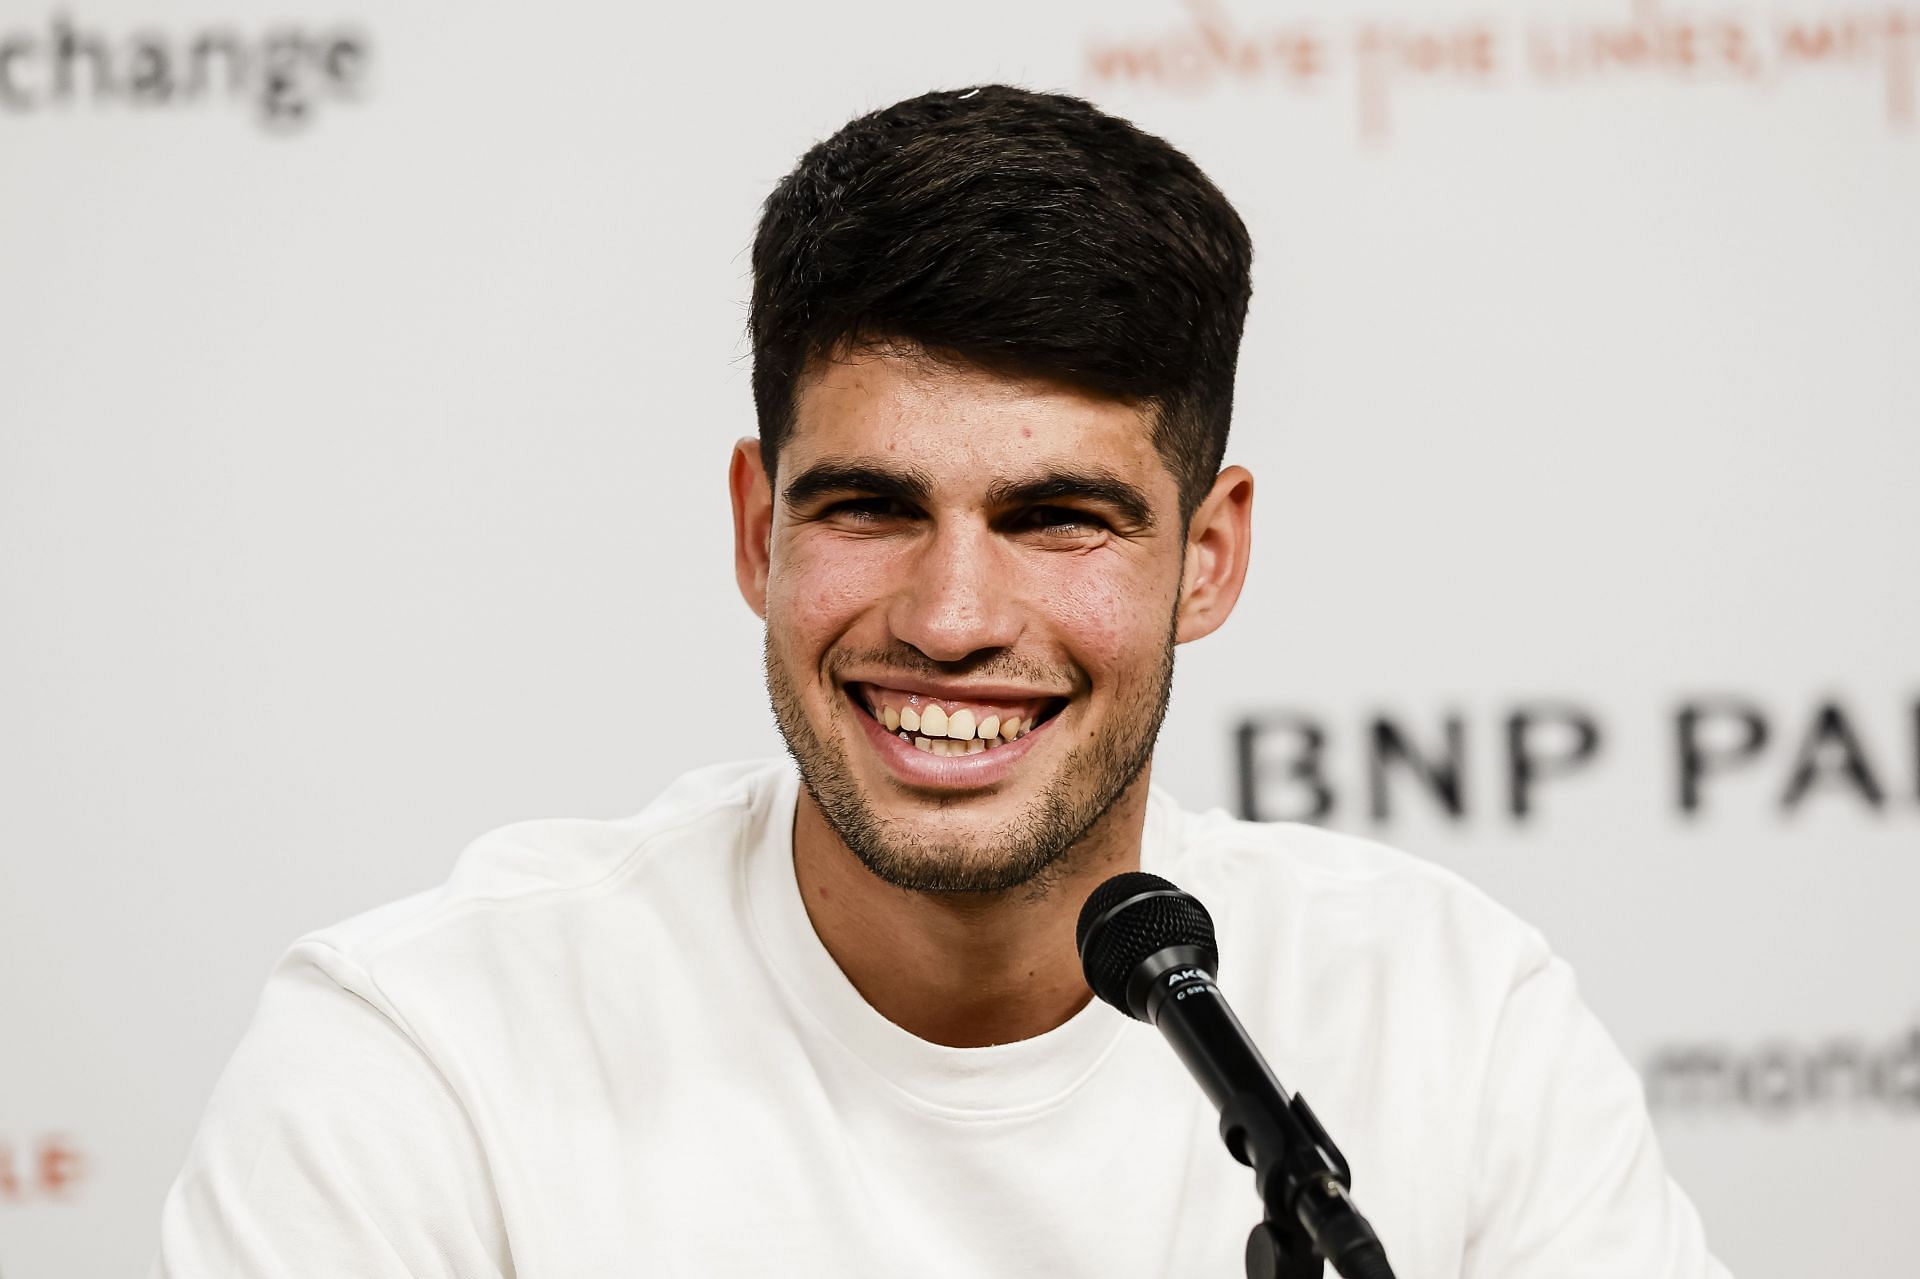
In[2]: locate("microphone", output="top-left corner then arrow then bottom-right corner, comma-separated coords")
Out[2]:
1077,872 -> 1396,1279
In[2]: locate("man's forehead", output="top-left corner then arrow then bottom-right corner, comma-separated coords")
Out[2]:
786,348 -> 1170,487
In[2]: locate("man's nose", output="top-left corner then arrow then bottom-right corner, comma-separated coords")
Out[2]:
887,521 -> 1022,663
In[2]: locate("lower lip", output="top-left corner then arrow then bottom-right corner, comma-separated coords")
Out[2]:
850,696 -> 1053,789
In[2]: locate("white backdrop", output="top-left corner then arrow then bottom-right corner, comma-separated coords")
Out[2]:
2,1 -> 1915,1275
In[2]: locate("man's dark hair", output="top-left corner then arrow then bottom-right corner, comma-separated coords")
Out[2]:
750,85 -> 1254,520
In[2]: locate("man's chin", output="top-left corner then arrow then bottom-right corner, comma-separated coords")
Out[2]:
845,837 -> 1071,897
818,790 -> 1079,895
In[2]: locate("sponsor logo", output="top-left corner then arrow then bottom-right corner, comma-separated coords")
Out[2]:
0,1134 -> 86,1203
0,14 -> 370,131
1084,0 -> 1919,140
1646,1023 -> 1920,1115
1232,692 -> 1918,826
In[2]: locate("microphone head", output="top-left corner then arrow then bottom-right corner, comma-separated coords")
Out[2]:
1076,871 -> 1219,1020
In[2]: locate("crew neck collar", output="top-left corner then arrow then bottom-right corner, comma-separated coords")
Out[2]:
744,764 -> 1180,1119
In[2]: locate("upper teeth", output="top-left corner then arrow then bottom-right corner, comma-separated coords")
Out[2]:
867,692 -> 1034,747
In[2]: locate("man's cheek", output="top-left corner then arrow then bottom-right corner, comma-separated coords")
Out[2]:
772,555 -> 887,632
1043,570 -> 1170,658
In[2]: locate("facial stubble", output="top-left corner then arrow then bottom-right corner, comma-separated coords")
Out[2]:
764,612 -> 1178,897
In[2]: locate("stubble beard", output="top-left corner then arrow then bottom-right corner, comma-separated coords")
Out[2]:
764,617 -> 1178,897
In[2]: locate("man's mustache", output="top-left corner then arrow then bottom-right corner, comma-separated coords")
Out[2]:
826,645 -> 1075,690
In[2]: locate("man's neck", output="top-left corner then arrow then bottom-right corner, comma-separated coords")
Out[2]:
790,779 -> 1151,1048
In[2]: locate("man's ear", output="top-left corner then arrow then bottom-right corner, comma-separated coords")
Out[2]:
1175,465 -> 1254,644
729,438 -> 773,618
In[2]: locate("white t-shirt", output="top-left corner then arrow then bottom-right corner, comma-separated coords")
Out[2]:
153,759 -> 1728,1277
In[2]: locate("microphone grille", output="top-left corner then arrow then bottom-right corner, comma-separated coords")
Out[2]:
1076,872 -> 1219,1017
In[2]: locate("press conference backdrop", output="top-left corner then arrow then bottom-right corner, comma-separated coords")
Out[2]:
1,0 -> 1913,1273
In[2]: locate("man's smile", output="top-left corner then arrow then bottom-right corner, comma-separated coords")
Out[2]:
849,681 -> 1066,749
843,680 -> 1071,784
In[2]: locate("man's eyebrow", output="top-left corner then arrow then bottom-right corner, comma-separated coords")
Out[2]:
985,469 -> 1158,530
780,461 -> 935,509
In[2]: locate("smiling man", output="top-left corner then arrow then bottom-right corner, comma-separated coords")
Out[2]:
153,87 -> 1727,1277
733,348 -> 1246,1050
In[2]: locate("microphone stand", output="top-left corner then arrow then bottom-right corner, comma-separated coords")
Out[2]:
1229,1088 -> 1371,1279
1153,978 -> 1394,1279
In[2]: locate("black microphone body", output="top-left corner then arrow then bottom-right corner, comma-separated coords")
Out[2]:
1078,873 -> 1396,1279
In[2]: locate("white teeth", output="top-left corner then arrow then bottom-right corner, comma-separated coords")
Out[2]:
965,738 -> 985,754
898,731 -> 910,742
878,700 -> 1037,746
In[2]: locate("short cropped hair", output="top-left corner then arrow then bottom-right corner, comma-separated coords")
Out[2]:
750,84 -> 1254,519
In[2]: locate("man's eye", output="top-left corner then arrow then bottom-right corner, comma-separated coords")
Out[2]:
1021,506 -> 1107,534
825,497 -> 914,522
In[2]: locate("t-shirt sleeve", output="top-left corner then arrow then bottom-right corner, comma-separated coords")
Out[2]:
1461,946 -> 1731,1279
151,941 -> 513,1278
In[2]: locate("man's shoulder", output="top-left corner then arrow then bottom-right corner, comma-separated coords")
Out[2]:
1160,789 -> 1494,894
307,757 -> 793,968
1155,793 -> 1549,973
